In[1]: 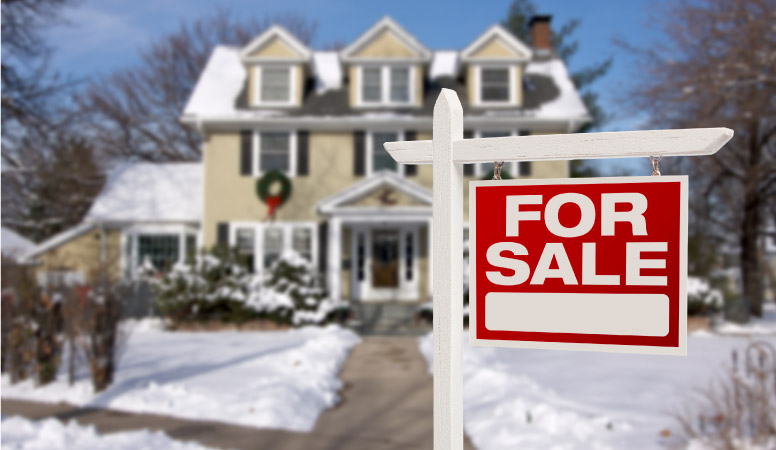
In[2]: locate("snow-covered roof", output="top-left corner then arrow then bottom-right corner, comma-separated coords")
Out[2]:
525,59 -> 589,121
1,227 -> 35,261
22,222 -> 96,261
86,162 -> 202,223
430,51 -> 459,79
183,46 -> 246,117
312,52 -> 342,93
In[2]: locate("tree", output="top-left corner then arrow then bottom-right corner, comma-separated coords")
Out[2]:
502,0 -> 612,132
78,9 -> 318,162
620,0 -> 776,319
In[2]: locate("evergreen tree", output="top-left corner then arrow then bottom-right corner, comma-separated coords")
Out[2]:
502,0 -> 612,132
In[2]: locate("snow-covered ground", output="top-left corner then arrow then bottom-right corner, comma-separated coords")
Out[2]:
1,415 -> 213,450
419,309 -> 776,450
2,325 -> 360,432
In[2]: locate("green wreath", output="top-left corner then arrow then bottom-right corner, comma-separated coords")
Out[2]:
256,170 -> 292,210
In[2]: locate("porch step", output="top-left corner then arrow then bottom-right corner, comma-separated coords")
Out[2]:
350,302 -> 432,336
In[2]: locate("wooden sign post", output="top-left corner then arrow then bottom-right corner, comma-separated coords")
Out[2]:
384,89 -> 733,450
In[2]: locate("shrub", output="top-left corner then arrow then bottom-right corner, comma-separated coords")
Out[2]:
687,276 -> 724,316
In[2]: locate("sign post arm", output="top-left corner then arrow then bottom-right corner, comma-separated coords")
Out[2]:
432,89 -> 464,450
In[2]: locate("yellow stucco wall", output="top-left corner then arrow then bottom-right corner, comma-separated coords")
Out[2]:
37,228 -> 122,283
249,37 -> 301,58
348,65 -> 358,107
415,65 -> 424,107
202,132 -> 359,246
470,36 -> 520,58
354,30 -> 418,58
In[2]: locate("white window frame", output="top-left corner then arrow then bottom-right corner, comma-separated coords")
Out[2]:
121,224 -> 199,279
253,65 -> 296,107
366,130 -> 405,177
228,221 -> 318,277
253,130 -> 297,177
473,64 -> 517,107
356,65 -> 416,107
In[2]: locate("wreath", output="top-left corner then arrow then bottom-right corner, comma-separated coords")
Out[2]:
256,170 -> 292,220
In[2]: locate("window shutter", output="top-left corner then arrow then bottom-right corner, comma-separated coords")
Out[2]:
318,221 -> 328,275
404,130 -> 417,176
463,130 -> 474,176
353,131 -> 366,176
217,223 -> 229,248
297,130 -> 309,176
240,130 -> 253,176
517,131 -> 530,176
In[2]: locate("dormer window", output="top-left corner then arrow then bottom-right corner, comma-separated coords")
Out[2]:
254,66 -> 295,106
358,65 -> 414,106
474,65 -> 516,106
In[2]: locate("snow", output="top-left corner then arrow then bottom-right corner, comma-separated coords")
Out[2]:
183,46 -> 246,117
430,51 -> 459,79
1,227 -> 35,260
715,302 -> 776,335
86,162 -> 202,222
419,327 -> 776,449
2,326 -> 360,432
1,416 -> 213,450
312,51 -> 341,93
525,59 -> 590,120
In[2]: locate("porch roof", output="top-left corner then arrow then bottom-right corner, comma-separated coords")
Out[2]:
316,171 -> 432,216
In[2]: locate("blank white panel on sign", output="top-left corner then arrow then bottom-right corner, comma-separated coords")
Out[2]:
485,293 -> 669,336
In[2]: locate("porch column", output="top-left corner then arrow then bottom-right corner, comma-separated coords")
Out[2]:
327,217 -> 342,301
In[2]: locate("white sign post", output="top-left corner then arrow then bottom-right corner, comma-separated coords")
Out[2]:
384,89 -> 733,450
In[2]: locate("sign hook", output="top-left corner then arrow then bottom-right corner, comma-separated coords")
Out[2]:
493,161 -> 505,180
650,156 -> 662,176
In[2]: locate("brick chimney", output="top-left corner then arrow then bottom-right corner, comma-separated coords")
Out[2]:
529,15 -> 552,53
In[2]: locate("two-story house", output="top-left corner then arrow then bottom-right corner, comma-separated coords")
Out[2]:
24,16 -> 589,304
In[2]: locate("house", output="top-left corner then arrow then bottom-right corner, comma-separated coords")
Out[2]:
24,15 -> 589,303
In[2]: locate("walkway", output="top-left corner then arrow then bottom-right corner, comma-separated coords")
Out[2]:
2,336 -> 475,450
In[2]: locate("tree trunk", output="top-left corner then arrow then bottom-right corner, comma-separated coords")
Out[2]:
741,121 -> 764,318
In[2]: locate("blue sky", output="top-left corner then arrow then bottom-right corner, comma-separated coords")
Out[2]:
46,0 -> 660,174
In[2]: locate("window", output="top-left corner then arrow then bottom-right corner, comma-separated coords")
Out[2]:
236,228 -> 255,272
359,66 -> 413,106
185,234 -> 197,263
263,227 -> 283,269
292,227 -> 312,261
371,132 -> 399,173
480,67 -> 510,103
390,67 -> 410,103
259,132 -> 291,172
260,67 -> 291,103
137,235 -> 179,272
362,67 -> 382,103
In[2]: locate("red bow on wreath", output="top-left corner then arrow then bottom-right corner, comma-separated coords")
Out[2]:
256,171 -> 292,221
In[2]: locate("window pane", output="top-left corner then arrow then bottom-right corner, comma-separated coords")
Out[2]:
236,228 -> 255,272
292,227 -> 312,261
137,235 -> 179,272
362,67 -> 382,102
185,234 -> 197,263
263,227 -> 283,268
372,132 -> 398,172
260,132 -> 290,172
478,131 -> 511,174
480,68 -> 510,102
390,67 -> 409,102
261,67 -> 290,102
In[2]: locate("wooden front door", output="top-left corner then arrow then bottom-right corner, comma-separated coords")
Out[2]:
371,230 -> 399,288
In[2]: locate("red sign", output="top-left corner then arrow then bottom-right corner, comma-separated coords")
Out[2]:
469,176 -> 687,355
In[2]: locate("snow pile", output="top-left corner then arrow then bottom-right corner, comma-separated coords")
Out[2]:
1,227 -> 35,260
419,332 -> 776,449
430,51 -> 459,79
86,162 -> 202,222
2,325 -> 359,432
312,51 -> 341,93
183,45 -> 246,117
1,416 -> 212,450
525,59 -> 589,120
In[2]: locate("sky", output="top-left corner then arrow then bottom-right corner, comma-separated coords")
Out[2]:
45,0 -> 662,174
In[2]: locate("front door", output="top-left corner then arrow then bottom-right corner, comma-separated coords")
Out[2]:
371,230 -> 399,288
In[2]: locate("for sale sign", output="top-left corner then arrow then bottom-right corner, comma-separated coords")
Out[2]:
469,176 -> 687,355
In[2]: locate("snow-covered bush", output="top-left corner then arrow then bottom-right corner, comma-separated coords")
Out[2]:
257,251 -> 346,326
687,276 -> 724,316
152,248 -> 345,326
